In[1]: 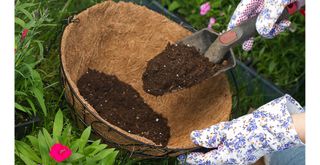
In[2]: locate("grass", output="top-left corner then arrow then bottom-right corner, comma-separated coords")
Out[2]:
15,0 -> 304,164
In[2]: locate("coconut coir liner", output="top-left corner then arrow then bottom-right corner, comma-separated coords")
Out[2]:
143,43 -> 227,96
77,69 -> 170,146
60,1 -> 232,149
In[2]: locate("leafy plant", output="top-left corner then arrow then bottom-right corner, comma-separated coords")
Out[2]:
15,0 -> 105,116
15,0 -> 57,116
15,110 -> 119,165
161,0 -> 237,31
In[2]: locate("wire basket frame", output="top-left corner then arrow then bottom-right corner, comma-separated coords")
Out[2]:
59,1 -> 234,158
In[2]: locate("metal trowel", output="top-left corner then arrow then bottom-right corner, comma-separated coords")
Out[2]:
178,8 -> 291,77
143,5 -> 297,96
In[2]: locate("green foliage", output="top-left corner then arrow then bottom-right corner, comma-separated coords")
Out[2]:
161,0 -> 237,31
15,0 -> 117,164
15,0 -> 105,116
15,0 -> 54,116
15,110 -> 119,165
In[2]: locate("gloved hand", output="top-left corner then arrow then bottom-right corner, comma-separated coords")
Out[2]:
179,94 -> 305,165
227,0 -> 305,51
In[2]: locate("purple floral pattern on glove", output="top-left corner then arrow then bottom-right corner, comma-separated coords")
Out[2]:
180,94 -> 304,165
227,0 -> 298,51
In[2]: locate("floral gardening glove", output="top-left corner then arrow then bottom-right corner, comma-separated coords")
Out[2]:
179,94 -> 305,165
227,0 -> 305,51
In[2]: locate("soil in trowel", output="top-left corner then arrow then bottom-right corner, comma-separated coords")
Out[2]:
77,69 -> 170,146
143,43 -> 226,96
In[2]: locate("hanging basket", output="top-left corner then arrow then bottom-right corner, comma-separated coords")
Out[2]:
60,1 -> 232,158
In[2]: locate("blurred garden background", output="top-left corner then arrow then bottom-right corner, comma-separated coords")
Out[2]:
15,0 -> 305,164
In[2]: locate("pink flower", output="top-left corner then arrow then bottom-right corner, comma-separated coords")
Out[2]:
200,2 -> 211,15
49,143 -> 72,163
208,17 -> 216,29
20,29 -> 28,42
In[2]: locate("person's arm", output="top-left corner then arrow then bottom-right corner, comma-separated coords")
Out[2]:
178,94 -> 305,165
292,112 -> 305,143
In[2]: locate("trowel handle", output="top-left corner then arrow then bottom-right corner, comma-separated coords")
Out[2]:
206,8 -> 291,64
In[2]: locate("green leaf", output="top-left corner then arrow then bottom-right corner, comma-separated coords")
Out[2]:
268,62 -> 276,73
38,23 -> 57,27
68,153 -> 84,162
84,145 -> 97,156
177,8 -> 189,15
16,153 -> 38,165
42,128 -> 54,147
91,139 -> 101,146
61,124 -> 72,145
32,87 -> 47,116
259,46 -> 266,56
92,148 -> 114,161
101,150 -> 118,165
27,135 -> 39,150
15,90 -> 28,96
59,0 -> 73,17
53,110 -> 64,141
16,3 -> 37,10
90,144 -> 107,156
85,157 -> 96,165
60,163 -> 73,165
71,139 -> 80,151
19,7 -> 34,21
30,69 -> 43,87
196,0 -> 203,5
161,0 -> 171,6
212,1 -> 221,7
15,69 -> 27,80
84,140 -> 105,155
15,141 -> 41,163
168,1 -> 180,11
15,17 -> 26,28
79,126 -> 91,152
25,19 -> 37,29
35,40 -> 44,60
212,23 -> 221,28
26,98 -> 37,114
38,132 -> 50,164
15,102 -> 31,114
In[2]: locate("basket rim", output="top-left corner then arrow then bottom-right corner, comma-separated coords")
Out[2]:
58,1 -> 202,153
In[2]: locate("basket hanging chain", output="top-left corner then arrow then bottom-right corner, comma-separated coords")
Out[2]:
67,15 -> 80,24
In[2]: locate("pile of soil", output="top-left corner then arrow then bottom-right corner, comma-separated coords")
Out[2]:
142,43 -> 226,96
77,69 -> 170,146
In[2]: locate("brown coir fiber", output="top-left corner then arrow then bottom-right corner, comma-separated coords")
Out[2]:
60,1 -> 231,151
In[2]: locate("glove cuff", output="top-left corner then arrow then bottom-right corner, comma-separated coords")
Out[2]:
253,94 -> 305,153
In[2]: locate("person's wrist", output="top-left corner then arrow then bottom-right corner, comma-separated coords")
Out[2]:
291,113 -> 305,143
